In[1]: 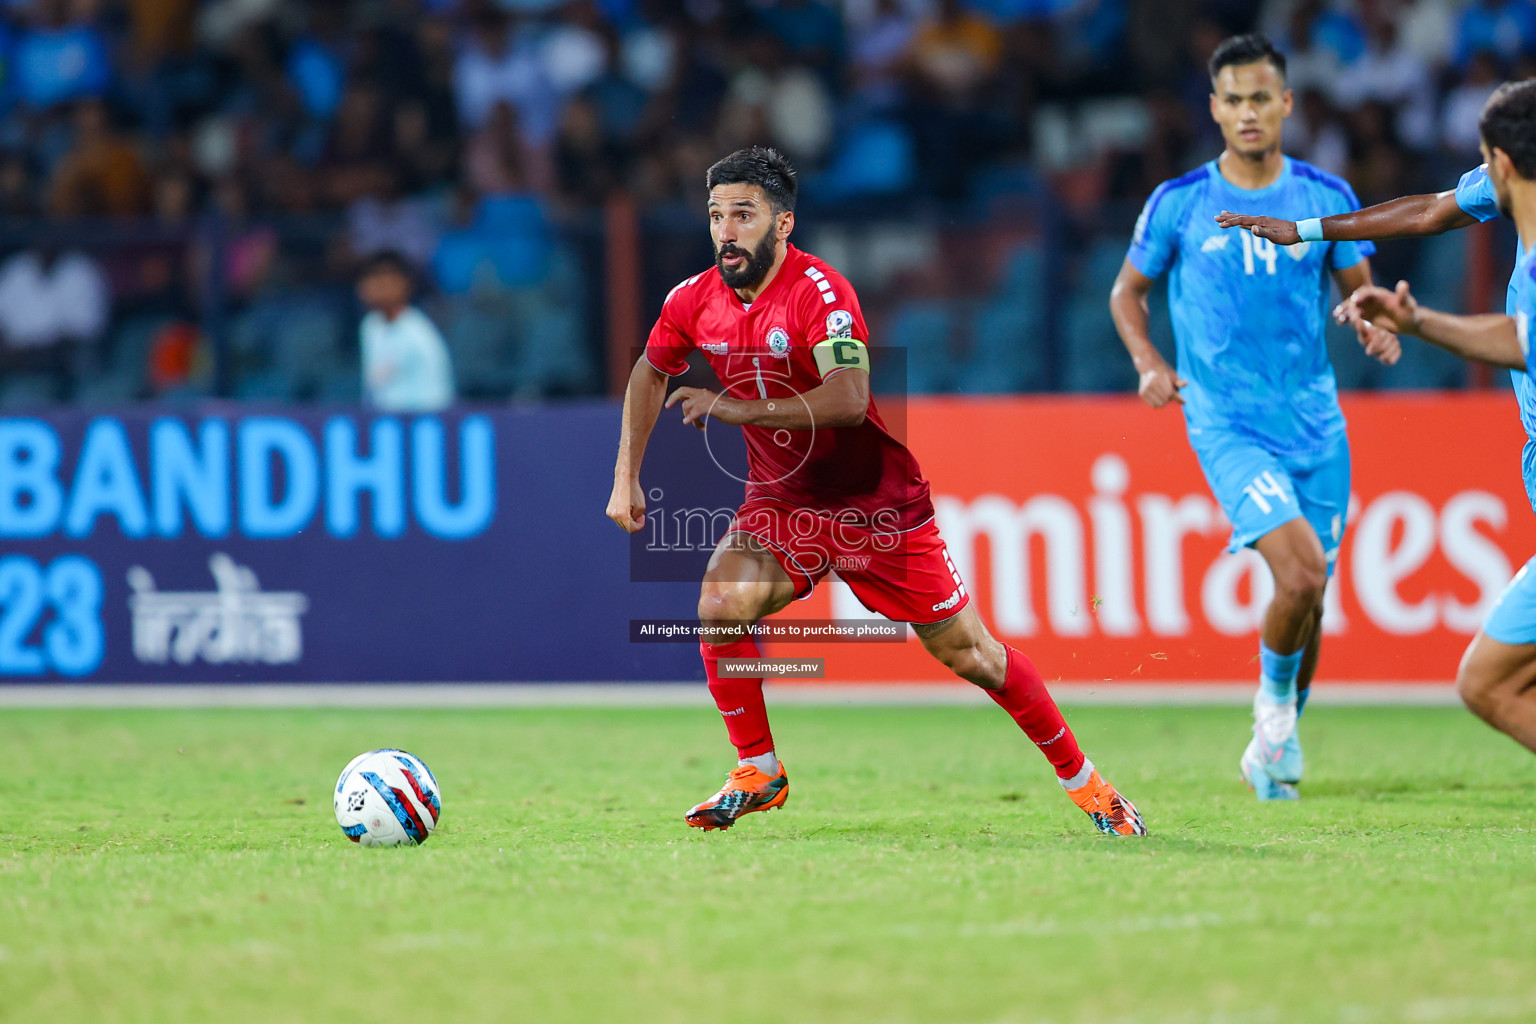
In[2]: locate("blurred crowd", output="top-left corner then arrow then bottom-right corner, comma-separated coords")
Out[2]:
0,0 -> 1522,405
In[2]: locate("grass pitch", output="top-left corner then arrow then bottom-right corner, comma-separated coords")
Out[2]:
4,703 -> 1535,1024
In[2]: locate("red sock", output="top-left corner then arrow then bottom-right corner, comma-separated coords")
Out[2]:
986,646 -> 1086,780
701,638 -> 774,758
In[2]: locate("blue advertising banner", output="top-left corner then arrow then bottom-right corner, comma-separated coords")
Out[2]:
0,402 -> 722,683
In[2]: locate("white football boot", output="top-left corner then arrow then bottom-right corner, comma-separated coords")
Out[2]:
1242,691 -> 1300,801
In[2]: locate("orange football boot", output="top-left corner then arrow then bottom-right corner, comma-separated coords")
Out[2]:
1066,769 -> 1146,836
684,762 -> 789,831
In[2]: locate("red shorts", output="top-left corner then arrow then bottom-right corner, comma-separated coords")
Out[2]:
728,500 -> 970,625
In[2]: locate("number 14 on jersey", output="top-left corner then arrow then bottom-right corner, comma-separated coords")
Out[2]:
1240,230 -> 1278,276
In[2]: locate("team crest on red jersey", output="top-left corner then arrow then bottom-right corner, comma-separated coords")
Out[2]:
766,326 -> 790,357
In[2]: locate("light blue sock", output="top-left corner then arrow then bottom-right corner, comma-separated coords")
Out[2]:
1259,642 -> 1302,703
1296,686 -> 1310,716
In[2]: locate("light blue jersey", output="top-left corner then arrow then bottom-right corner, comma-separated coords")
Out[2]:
1480,239 -> 1536,645
1456,162 -> 1501,222
1454,163 -> 1536,513
1128,157 -> 1375,459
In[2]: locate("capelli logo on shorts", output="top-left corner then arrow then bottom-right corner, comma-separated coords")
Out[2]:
930,588 -> 962,613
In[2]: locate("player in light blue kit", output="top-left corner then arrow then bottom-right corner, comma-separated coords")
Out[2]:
1109,34 -> 1400,801
1337,80 -> 1536,760
1218,113 -> 1536,517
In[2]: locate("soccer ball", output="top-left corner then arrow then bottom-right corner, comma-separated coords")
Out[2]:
333,749 -> 442,847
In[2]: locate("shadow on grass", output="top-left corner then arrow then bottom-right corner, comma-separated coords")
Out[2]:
699,816 -> 1306,862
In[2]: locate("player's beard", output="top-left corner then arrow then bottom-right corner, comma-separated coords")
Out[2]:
715,233 -> 778,292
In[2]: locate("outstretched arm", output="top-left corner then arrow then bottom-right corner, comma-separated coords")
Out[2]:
1216,191 -> 1476,245
1337,280 -> 1525,371
1109,258 -> 1185,408
1331,259 -> 1401,366
607,357 -> 670,533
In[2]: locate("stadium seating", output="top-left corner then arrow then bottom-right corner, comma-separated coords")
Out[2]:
956,241 -> 1049,393
1062,237 -> 1137,393
1384,232 -> 1469,389
810,120 -> 917,200
0,372 -> 60,410
887,299 -> 955,393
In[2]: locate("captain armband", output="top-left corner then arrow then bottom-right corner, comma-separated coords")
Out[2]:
813,338 -> 870,377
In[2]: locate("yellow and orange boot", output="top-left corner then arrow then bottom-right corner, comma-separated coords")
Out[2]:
1065,764 -> 1146,836
684,762 -> 789,831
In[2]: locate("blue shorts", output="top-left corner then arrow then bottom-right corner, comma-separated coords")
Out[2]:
1483,554 -> 1536,645
1191,430 -> 1351,574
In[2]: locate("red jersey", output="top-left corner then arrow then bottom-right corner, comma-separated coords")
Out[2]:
646,244 -> 933,532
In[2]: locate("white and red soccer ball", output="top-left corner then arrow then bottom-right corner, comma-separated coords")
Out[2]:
333,749 -> 442,847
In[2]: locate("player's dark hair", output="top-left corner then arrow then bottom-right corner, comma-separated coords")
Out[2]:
359,249 -> 413,280
706,146 -> 798,214
1480,79 -> 1536,180
1208,33 -> 1287,84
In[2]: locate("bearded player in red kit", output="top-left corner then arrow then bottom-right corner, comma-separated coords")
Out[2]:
606,147 -> 1144,836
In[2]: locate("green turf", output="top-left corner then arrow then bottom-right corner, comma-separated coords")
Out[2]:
3,704 -> 1535,1024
